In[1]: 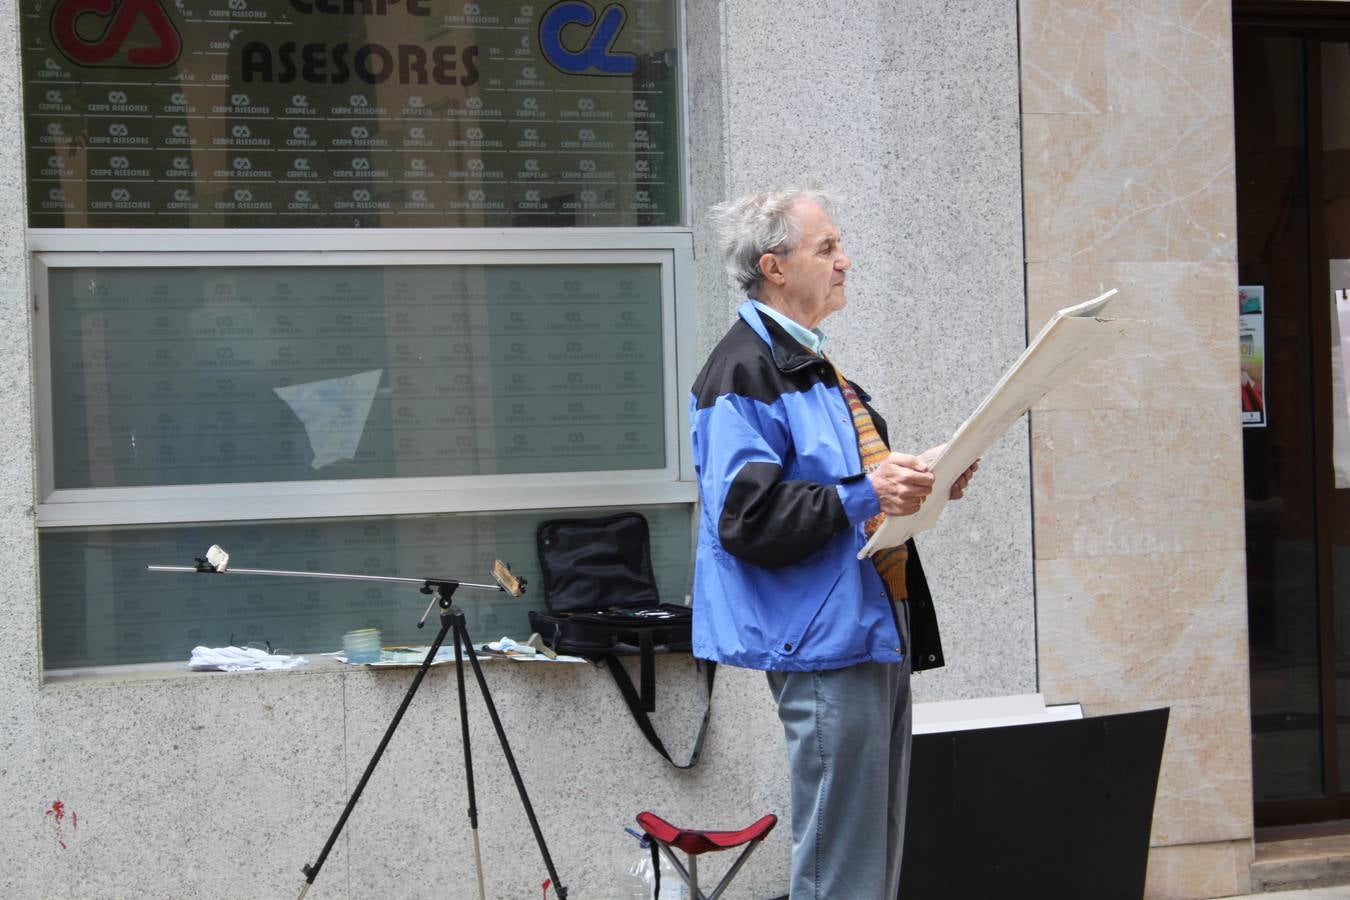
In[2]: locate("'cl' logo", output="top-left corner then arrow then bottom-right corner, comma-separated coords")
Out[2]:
52,0 -> 182,68
538,1 -> 638,76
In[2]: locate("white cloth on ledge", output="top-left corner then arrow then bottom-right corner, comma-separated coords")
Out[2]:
189,646 -> 308,672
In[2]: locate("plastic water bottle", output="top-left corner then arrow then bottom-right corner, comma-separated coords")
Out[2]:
623,829 -> 688,898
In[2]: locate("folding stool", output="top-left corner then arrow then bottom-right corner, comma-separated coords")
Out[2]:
635,810 -> 778,900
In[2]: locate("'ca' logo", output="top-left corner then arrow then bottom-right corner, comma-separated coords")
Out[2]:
51,0 -> 182,68
538,1 -> 638,76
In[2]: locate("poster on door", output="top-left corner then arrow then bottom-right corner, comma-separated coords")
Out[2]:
1333,261 -> 1350,487
1239,285 -> 1266,428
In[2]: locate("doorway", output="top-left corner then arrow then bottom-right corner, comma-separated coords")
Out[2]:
1236,1 -> 1350,827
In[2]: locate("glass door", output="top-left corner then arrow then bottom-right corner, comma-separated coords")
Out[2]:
1236,5 -> 1350,827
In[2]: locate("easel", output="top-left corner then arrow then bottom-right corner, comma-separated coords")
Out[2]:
149,551 -> 567,899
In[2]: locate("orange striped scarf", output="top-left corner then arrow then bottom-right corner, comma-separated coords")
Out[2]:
832,365 -> 909,602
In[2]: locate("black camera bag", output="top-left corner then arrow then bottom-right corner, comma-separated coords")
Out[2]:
529,512 -> 713,768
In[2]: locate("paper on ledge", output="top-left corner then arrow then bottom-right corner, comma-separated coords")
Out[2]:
858,288 -> 1133,559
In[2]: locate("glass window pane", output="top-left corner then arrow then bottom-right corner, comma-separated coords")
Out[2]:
40,504 -> 692,670
20,2 -> 681,227
1237,31 -> 1324,803
45,261 -> 666,489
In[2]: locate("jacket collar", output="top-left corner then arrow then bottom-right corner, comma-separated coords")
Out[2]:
738,300 -> 825,374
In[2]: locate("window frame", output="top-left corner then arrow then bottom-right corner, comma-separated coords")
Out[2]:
31,227 -> 699,529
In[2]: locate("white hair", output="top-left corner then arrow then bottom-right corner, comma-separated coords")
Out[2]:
709,186 -> 839,294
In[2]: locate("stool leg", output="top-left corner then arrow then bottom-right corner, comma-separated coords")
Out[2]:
654,845 -> 699,899
706,839 -> 766,900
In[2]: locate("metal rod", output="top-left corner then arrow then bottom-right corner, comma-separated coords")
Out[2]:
455,611 -> 568,898
147,564 -> 500,592
455,620 -> 487,900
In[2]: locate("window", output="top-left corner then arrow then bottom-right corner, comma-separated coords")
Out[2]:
33,232 -> 698,670
21,1 -> 683,227
24,1 -> 694,671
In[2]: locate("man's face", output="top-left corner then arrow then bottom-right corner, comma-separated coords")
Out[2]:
774,200 -> 851,327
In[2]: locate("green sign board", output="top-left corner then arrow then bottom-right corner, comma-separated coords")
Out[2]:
22,0 -> 681,227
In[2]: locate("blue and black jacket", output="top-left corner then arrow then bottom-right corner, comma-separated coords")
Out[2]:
689,301 -> 944,672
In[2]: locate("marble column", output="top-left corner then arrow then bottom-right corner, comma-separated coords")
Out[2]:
1019,1 -> 1253,897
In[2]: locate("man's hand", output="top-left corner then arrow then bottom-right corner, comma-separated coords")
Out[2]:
918,444 -> 980,501
949,459 -> 979,500
868,453 -> 935,517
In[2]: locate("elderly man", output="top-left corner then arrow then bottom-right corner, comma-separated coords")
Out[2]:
689,187 -> 975,898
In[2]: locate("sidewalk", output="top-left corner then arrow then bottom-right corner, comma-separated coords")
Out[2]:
1214,888 -> 1350,899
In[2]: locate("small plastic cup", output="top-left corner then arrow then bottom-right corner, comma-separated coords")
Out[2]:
343,628 -> 381,664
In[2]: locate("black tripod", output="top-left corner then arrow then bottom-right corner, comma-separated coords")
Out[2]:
148,555 -> 567,900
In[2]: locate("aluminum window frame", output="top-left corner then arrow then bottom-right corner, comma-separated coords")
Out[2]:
32,228 -> 699,529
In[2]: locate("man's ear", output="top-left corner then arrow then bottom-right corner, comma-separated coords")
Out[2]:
759,251 -> 786,285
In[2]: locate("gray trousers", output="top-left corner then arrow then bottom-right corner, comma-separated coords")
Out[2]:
765,608 -> 912,900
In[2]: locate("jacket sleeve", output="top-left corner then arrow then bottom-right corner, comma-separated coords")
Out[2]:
692,391 -> 880,569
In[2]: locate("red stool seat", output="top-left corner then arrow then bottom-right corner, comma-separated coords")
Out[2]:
636,811 -> 778,856
635,811 -> 778,900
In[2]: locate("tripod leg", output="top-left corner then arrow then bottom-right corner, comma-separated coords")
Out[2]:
453,620 -> 488,900
451,610 -> 568,899
296,616 -> 454,899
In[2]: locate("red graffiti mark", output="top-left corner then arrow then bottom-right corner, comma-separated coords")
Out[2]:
45,800 -> 72,849
51,0 -> 182,68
